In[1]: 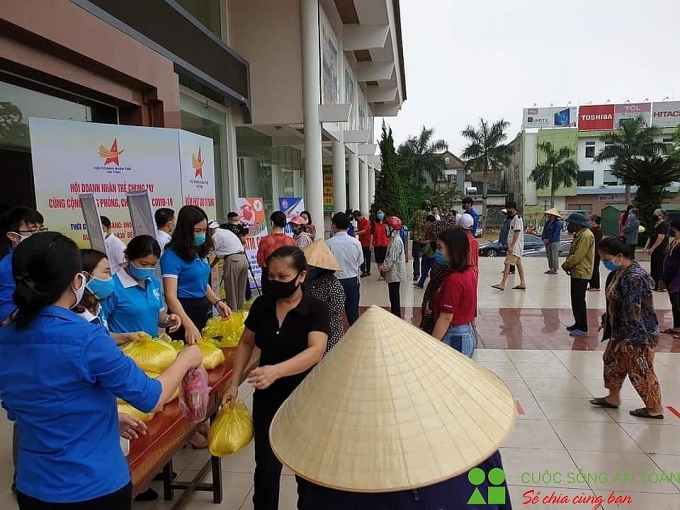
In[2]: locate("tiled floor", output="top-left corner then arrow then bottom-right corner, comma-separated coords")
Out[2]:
1,258 -> 679,509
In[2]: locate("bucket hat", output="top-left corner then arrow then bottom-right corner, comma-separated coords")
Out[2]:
565,212 -> 590,228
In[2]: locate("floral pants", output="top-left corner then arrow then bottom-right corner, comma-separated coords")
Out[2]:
603,341 -> 662,410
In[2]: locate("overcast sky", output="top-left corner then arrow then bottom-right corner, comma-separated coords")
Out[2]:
380,0 -> 680,155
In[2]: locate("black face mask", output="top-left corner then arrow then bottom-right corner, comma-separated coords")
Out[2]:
268,274 -> 300,299
567,223 -> 576,234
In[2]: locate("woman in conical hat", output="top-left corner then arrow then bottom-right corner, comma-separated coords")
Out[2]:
269,307 -> 515,509
303,240 -> 345,353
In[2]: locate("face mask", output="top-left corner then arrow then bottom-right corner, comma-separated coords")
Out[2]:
292,226 -> 304,235
128,262 -> 156,281
86,276 -> 115,300
376,214 -> 385,221
628,214 -> 635,221
71,273 -> 87,309
194,233 -> 206,246
604,260 -> 621,272
268,274 -> 300,299
567,223 -> 576,234
9,232 -> 30,246
434,250 -> 447,266
307,268 -> 326,281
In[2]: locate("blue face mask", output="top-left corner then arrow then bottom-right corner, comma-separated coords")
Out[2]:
376,214 -> 385,221
628,214 -> 635,221
604,260 -> 621,272
434,250 -> 447,266
128,262 -> 156,281
86,276 -> 115,300
194,233 -> 206,246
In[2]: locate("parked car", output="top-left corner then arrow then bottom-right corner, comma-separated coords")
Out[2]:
523,240 -> 573,258
478,234 -> 544,257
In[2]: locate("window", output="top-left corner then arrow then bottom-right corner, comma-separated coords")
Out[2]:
570,204 -> 593,214
603,170 -> 619,186
585,142 -> 596,159
175,0 -> 222,39
577,171 -> 594,187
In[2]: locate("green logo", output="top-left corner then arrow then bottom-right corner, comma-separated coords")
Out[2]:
467,467 -> 507,505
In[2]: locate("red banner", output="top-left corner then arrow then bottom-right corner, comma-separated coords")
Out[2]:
578,105 -> 615,131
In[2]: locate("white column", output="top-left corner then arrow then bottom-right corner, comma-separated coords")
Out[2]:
368,164 -> 376,206
300,0 -> 324,227
348,150 -> 360,211
359,158 -> 369,214
332,139 -> 347,213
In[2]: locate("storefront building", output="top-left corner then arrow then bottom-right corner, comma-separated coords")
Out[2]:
0,0 -> 249,220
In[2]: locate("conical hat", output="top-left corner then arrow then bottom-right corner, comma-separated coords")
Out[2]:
303,239 -> 342,271
544,208 -> 562,218
269,306 -> 516,493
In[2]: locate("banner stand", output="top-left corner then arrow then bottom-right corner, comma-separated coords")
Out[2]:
79,193 -> 107,255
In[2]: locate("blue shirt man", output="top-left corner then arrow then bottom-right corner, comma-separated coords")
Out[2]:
462,197 -> 479,235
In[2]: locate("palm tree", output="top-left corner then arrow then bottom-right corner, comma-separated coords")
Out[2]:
593,115 -> 665,204
396,126 -> 448,187
461,118 -> 515,191
461,118 -> 515,229
610,156 -> 680,228
529,142 -> 579,208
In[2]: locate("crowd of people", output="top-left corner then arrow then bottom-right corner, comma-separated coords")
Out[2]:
1,196 -> 677,509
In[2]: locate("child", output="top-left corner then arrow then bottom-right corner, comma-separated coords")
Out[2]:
380,216 -> 406,318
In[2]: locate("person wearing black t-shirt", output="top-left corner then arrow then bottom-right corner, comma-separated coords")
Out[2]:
222,246 -> 330,510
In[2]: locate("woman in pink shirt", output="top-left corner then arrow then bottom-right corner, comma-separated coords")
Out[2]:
431,228 -> 477,357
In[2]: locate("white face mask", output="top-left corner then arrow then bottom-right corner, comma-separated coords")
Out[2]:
8,232 -> 31,246
71,273 -> 88,309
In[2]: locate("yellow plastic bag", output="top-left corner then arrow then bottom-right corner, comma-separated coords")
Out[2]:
168,340 -> 185,351
117,401 -> 155,423
243,300 -> 254,312
196,340 -> 226,370
122,334 -> 178,372
202,312 -> 248,348
208,402 -> 254,456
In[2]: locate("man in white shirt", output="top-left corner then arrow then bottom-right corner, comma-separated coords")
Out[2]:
492,202 -> 526,291
154,208 -> 174,252
326,211 -> 363,325
100,216 -> 126,275
208,220 -> 250,311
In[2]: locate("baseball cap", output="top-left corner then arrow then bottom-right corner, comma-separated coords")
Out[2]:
458,214 -> 474,230
208,220 -> 220,229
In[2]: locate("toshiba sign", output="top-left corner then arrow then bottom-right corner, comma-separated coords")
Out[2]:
578,105 -> 614,131
652,101 -> 680,128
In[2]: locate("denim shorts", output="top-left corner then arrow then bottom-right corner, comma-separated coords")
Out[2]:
442,323 -> 476,358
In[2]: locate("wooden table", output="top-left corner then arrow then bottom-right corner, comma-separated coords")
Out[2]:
128,347 -> 260,509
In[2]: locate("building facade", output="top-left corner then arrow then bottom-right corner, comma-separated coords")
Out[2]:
0,0 -> 406,234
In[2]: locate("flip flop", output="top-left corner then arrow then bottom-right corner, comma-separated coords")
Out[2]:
589,398 -> 619,409
512,286 -> 526,290
662,328 -> 679,335
491,284 -> 504,291
629,408 -> 664,419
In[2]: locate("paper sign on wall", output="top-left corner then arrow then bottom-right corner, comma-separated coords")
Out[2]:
235,197 -> 268,288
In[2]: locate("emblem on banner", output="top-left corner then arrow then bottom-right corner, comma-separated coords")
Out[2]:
192,147 -> 204,179
98,138 -> 124,166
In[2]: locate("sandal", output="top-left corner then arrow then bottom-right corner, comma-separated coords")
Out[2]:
629,408 -> 664,419
512,285 -> 526,291
492,284 -> 504,291
662,328 -> 679,335
589,397 -> 619,409
187,431 -> 209,449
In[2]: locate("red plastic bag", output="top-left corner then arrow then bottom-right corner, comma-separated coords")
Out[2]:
179,366 -> 211,422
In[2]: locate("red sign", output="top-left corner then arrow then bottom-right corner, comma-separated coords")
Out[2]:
578,105 -> 615,131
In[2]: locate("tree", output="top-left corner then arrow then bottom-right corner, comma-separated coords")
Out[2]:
529,142 -> 579,208
460,118 -> 515,229
397,127 -> 447,187
373,121 -> 407,219
669,126 -> 680,159
594,115 -> 666,204
611,156 -> 680,239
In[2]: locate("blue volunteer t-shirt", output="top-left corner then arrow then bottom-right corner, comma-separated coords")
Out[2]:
101,270 -> 164,337
160,247 -> 210,299
0,249 -> 16,322
0,306 -> 162,503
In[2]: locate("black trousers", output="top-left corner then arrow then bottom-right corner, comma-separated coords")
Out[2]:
412,241 -> 423,278
260,267 -> 270,295
651,248 -> 666,289
169,297 -> 211,341
388,282 -> 401,318
629,245 -> 636,260
18,483 -> 132,510
670,292 -> 680,328
571,278 -> 589,331
374,246 -> 387,265
360,247 -> 372,275
589,256 -> 601,290
253,394 -> 308,510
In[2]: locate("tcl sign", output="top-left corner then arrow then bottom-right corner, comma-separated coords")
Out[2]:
652,101 -> 680,128
579,105 -> 614,131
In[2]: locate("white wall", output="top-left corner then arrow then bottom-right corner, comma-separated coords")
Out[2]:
576,136 -> 612,188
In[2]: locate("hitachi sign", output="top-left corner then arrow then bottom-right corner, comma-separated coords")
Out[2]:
654,111 -> 680,117
581,114 -> 613,120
